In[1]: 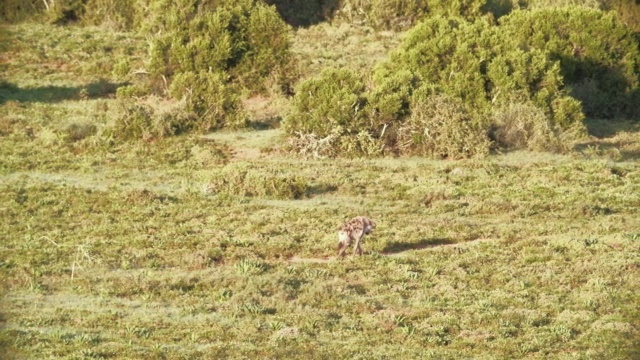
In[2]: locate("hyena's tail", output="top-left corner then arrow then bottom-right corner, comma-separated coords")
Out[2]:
337,231 -> 349,250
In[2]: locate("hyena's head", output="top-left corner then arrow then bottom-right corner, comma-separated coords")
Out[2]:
364,217 -> 376,234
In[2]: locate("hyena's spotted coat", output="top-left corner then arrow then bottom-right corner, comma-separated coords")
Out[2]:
338,216 -> 376,257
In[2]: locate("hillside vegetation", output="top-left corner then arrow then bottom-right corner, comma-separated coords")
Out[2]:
1,1 -> 639,358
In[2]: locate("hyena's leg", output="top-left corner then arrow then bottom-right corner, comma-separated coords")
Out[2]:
338,240 -> 349,257
352,230 -> 364,256
353,238 -> 363,256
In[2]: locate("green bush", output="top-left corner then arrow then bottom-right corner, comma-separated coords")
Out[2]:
603,0 -> 640,32
397,94 -> 491,159
144,0 -> 293,132
499,7 -> 640,118
486,48 -> 585,128
523,0 -> 601,9
169,71 -> 248,131
284,68 -> 368,137
376,17 -> 494,112
286,14 -> 595,158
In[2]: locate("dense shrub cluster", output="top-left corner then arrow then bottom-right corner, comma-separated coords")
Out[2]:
287,5 -> 640,158
288,9 -> 628,158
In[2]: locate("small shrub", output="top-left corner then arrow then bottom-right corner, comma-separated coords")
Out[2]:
397,94 -> 491,159
106,100 -> 177,141
490,102 -> 566,152
206,164 -> 308,199
288,129 -> 383,158
115,85 -> 146,99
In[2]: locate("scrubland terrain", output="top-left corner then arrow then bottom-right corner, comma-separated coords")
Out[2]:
1,3 -> 640,359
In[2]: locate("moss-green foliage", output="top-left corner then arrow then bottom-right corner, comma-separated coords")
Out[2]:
285,68 -> 386,157
603,0 -> 640,32
524,0 -> 602,9
499,7 -> 640,118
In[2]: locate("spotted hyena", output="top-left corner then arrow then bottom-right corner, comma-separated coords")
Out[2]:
338,216 -> 376,257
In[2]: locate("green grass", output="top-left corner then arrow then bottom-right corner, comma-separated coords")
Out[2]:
1,22 -> 640,359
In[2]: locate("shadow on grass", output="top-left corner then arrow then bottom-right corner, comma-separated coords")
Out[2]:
574,119 -> 640,161
0,79 -> 128,103
307,183 -> 338,197
583,118 -> 640,139
574,141 -> 640,161
382,238 -> 455,255
266,0 -> 340,28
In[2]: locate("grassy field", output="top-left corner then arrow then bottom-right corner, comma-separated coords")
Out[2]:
1,23 -> 640,359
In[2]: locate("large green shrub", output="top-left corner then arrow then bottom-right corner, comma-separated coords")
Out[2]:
376,17 -> 495,112
372,15 -> 585,141
486,48 -> 584,128
499,7 -> 640,118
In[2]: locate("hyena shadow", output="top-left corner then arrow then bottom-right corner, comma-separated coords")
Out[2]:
382,238 -> 454,255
